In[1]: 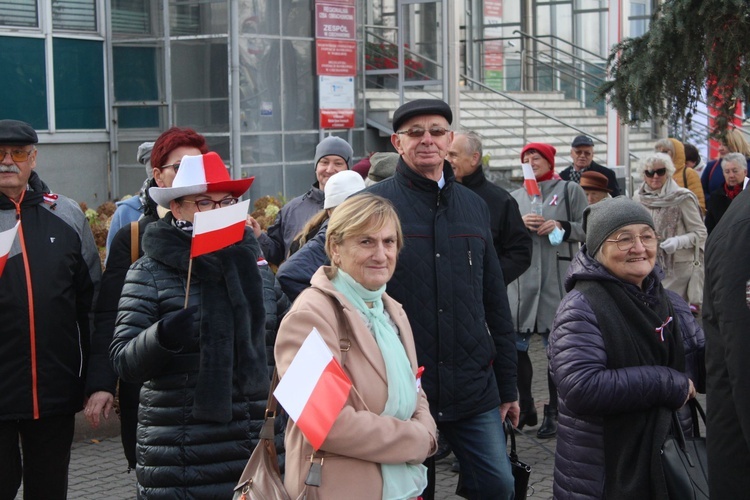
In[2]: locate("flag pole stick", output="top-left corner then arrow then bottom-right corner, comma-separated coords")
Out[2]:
184,258 -> 194,309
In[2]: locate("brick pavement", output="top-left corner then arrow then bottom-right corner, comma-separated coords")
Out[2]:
18,337 -> 556,499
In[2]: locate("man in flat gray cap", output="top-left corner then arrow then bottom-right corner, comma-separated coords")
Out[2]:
367,99 -> 518,499
0,119 -> 101,499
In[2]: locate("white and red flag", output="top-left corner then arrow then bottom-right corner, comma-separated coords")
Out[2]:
190,199 -> 250,258
522,163 -> 542,197
274,327 -> 352,450
0,221 -> 19,278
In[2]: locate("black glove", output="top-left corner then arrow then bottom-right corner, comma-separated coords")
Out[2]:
159,305 -> 199,351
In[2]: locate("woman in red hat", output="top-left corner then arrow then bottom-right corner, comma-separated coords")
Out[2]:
110,152 -> 270,498
508,142 -> 588,439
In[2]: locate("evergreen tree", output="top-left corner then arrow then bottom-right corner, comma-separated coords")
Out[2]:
597,0 -> 750,136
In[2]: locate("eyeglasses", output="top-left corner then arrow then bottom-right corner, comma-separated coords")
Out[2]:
572,150 -> 593,158
0,149 -> 35,162
604,232 -> 659,251
396,126 -> 450,138
182,197 -> 239,211
157,162 -> 180,172
644,168 -> 667,178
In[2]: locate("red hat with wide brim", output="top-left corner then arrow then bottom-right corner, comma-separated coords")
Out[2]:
149,152 -> 254,208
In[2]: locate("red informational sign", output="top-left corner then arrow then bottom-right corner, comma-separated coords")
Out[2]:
315,3 -> 356,40
484,0 -> 503,18
316,40 -> 357,76
320,109 -> 355,129
484,41 -> 504,70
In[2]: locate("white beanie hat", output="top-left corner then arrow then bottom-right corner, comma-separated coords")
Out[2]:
324,171 -> 365,209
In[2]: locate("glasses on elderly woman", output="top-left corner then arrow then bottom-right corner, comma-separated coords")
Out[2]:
604,231 -> 659,251
644,168 -> 667,178
182,197 -> 239,211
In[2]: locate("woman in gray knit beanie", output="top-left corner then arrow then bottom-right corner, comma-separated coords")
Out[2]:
546,194 -> 705,499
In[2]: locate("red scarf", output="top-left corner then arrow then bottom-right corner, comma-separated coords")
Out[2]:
725,182 -> 742,200
536,170 -> 556,182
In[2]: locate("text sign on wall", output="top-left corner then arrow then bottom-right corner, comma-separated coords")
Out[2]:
319,75 -> 355,128
316,40 -> 357,76
315,3 -> 355,40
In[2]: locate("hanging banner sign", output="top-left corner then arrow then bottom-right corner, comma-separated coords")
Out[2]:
319,76 -> 355,128
316,40 -> 357,76
315,3 -> 356,40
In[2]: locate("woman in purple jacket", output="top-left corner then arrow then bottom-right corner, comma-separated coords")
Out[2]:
549,197 -> 705,499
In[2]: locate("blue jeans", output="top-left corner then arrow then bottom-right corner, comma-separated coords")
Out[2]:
439,408 -> 514,500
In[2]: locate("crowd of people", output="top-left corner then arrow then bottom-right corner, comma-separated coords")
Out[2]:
0,105 -> 748,500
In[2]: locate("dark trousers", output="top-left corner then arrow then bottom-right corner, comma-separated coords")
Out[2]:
0,414 -> 75,500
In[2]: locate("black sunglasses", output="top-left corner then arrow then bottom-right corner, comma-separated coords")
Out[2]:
644,168 -> 667,178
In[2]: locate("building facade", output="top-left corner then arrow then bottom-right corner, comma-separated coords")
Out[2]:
0,0 -> 655,207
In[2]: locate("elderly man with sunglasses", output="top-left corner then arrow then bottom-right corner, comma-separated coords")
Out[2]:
367,99 -> 519,500
559,135 -> 621,197
0,119 -> 101,499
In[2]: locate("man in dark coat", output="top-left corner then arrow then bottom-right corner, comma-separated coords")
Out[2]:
448,130 -> 532,284
0,119 -> 101,499
367,99 -> 518,500
559,135 -> 621,197
703,187 -> 750,498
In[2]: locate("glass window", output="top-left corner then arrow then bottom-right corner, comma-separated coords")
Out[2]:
0,36 -> 47,128
576,11 -> 606,55
53,38 -> 105,129
244,164 -> 284,207
241,133 -> 282,165
284,40 -> 315,131
239,0 -> 280,37
629,1 -> 649,37
171,39 -> 229,131
169,0 -> 227,36
52,0 -> 97,31
113,46 -> 160,128
0,0 -> 38,28
111,0 -> 150,35
282,0 -> 311,37
239,38 -> 281,132
283,133 -> 317,163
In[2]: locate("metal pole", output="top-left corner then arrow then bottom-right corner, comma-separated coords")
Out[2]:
446,0 -> 461,126
229,0 -> 242,182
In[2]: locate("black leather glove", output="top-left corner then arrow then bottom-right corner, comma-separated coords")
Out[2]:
159,305 -> 199,351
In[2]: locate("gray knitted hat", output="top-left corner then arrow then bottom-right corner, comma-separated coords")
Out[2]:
137,141 -> 155,178
583,196 -> 655,256
314,136 -> 353,170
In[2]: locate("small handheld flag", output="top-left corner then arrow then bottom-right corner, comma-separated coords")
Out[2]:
190,199 -> 251,258
522,163 -> 541,197
274,328 -> 352,450
0,221 -> 19,278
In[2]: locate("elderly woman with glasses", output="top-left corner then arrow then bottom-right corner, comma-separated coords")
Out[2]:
110,152 -> 271,497
548,197 -> 705,499
633,153 -> 707,311
705,152 -> 748,234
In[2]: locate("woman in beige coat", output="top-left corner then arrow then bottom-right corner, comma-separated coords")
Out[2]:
275,193 -> 437,499
634,153 -> 707,311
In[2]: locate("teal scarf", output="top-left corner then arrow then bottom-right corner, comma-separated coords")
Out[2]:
332,270 -> 428,500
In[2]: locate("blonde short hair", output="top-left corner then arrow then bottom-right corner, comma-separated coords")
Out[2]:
654,138 -> 675,156
723,129 -> 750,156
325,193 -> 404,262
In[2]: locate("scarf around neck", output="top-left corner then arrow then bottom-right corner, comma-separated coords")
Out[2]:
638,179 -> 698,276
575,277 -> 684,500
331,269 -> 427,500
142,216 -> 269,423
725,182 -> 743,200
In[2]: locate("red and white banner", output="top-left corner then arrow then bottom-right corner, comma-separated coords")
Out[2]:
0,221 -> 19,278
522,163 -> 542,197
274,327 -> 352,450
190,199 -> 250,258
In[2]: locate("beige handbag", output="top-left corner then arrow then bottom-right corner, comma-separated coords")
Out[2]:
233,368 -> 291,500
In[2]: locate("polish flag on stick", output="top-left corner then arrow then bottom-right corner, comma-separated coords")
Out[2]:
274,328 -> 352,450
190,199 -> 251,258
0,221 -> 19,278
522,163 -> 541,197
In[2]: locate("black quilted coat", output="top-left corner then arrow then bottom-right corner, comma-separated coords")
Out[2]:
110,216 -> 269,499
367,159 -> 517,421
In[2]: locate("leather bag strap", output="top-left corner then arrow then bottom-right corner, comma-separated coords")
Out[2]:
130,221 -> 139,263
